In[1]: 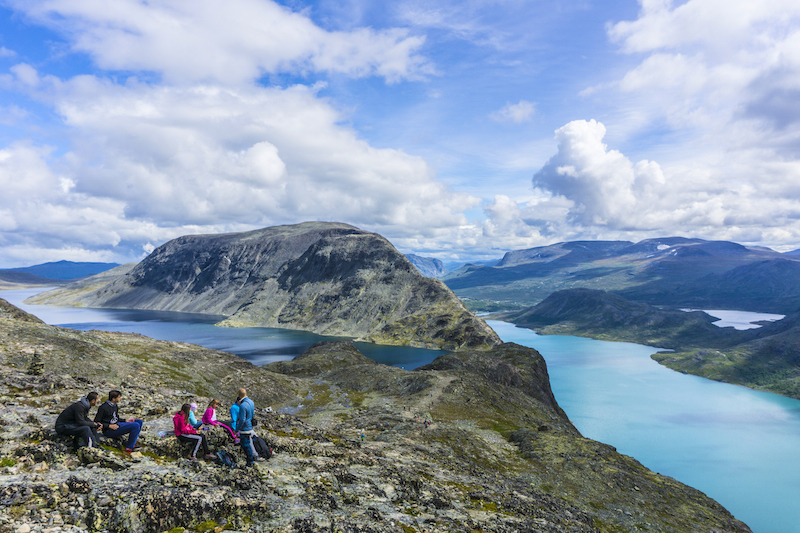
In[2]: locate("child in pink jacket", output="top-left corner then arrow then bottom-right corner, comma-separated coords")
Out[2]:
173,403 -> 214,460
202,399 -> 239,443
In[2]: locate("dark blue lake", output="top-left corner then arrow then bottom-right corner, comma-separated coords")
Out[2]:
3,288 -> 799,533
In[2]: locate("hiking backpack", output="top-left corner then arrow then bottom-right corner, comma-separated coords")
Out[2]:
216,450 -> 237,467
252,435 -> 273,459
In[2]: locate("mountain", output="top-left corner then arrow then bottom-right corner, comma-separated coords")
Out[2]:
786,248 -> 800,255
2,260 -> 120,280
496,240 -> 633,268
443,258 -> 501,270
405,253 -> 448,278
622,258 -> 800,312
0,270 -> 66,289
502,289 -> 800,399
503,288 -> 750,349
0,299 -> 752,533
28,222 -> 500,351
444,236 -> 798,313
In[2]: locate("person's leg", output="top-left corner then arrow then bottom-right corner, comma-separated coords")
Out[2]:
131,419 -> 144,447
89,425 -> 101,446
105,421 -> 142,449
200,434 -> 210,456
249,432 -> 259,458
213,421 -> 237,441
79,426 -> 95,447
239,432 -> 254,465
178,434 -> 203,458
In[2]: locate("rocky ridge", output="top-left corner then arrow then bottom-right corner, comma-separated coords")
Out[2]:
0,299 -> 751,533
28,223 -> 499,351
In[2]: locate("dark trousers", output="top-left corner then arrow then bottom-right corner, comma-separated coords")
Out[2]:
103,419 -> 143,449
178,433 -> 209,458
56,424 -> 100,448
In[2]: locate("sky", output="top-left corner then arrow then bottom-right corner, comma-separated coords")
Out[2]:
1,0 -> 800,267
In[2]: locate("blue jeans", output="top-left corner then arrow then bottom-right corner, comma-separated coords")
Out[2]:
103,419 -> 143,449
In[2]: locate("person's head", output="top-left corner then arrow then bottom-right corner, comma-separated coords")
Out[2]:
180,403 -> 191,421
108,390 -> 122,403
237,388 -> 247,400
208,399 -> 220,409
87,391 -> 99,405
189,402 -> 197,412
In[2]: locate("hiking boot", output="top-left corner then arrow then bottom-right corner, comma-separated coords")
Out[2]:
188,456 -> 197,461
204,454 -> 216,460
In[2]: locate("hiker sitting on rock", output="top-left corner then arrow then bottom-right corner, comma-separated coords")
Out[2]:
94,389 -> 144,453
173,403 -> 215,461
55,391 -> 102,448
188,402 -> 202,429
235,388 -> 256,467
202,399 -> 239,443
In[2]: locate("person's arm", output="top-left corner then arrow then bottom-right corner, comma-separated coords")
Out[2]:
236,402 -> 245,431
78,404 -> 97,428
95,403 -> 118,431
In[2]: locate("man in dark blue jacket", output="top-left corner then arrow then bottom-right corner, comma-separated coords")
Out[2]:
94,390 -> 144,453
235,388 -> 256,467
55,391 -> 102,448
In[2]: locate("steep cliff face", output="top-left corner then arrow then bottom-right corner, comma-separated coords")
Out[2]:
29,222 -> 500,350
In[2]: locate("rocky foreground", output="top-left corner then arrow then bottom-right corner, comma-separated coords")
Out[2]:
28,222 -> 500,351
0,299 -> 750,533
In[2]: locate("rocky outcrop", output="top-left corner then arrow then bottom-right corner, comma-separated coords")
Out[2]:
29,222 -> 500,351
0,300 -> 751,533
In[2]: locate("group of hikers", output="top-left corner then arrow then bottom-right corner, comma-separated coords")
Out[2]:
55,387 -> 264,467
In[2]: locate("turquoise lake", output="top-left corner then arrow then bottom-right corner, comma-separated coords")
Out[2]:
3,288 -> 798,533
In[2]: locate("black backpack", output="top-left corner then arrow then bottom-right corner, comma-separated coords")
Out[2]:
216,450 -> 237,468
252,435 -> 273,459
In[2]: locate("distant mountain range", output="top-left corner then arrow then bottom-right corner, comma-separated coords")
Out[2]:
445,237 -> 800,313
29,222 -> 500,351
0,260 -> 120,289
1,260 -> 119,280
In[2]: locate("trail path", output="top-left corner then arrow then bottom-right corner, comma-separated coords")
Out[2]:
401,375 -> 457,427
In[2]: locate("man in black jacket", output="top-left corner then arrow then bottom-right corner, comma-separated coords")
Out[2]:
55,391 -> 102,448
94,389 -> 144,453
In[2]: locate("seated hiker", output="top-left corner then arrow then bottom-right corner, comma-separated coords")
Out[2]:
188,402 -> 203,429
173,403 -> 215,461
202,399 -> 239,442
55,391 -> 102,448
94,389 -> 144,453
